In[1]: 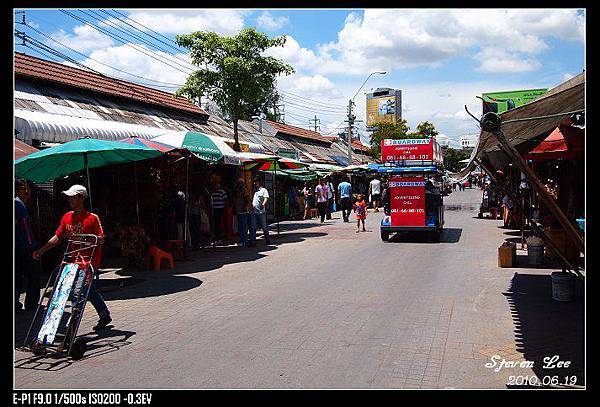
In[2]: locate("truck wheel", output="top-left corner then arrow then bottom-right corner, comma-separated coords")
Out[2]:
380,231 -> 390,242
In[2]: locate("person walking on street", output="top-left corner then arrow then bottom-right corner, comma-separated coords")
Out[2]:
326,176 -> 335,220
354,194 -> 367,233
15,179 -> 41,313
315,178 -> 329,223
250,177 -> 270,246
33,185 -> 112,331
369,177 -> 382,212
233,179 -> 251,247
211,182 -> 228,245
337,177 -> 353,222
301,183 -> 313,220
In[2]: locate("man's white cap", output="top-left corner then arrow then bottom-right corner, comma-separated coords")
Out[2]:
62,184 -> 88,198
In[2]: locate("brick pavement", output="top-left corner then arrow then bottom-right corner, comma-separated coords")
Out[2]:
14,188 -> 584,389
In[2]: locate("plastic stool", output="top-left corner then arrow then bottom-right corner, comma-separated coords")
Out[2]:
166,240 -> 185,260
147,245 -> 174,271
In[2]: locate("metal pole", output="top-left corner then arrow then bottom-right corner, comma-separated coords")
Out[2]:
274,161 -> 279,240
184,155 -> 189,257
347,99 -> 353,165
134,161 -> 140,226
84,153 -> 92,211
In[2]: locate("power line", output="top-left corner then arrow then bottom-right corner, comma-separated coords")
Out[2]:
83,9 -> 197,72
102,9 -> 185,55
16,31 -> 186,109
277,88 -> 347,110
110,9 -> 184,51
20,22 -> 183,89
59,9 -> 194,76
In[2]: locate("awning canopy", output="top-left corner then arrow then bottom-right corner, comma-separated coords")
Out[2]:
450,72 -> 584,179
15,109 -> 173,143
523,124 -> 584,161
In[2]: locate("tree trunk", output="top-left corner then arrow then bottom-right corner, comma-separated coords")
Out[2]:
233,119 -> 241,152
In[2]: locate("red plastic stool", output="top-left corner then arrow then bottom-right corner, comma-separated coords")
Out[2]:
147,245 -> 174,271
166,240 -> 185,260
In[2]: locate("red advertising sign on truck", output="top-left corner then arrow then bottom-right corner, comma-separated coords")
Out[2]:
389,175 -> 426,227
381,138 -> 442,163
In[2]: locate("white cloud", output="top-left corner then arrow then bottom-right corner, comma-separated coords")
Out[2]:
291,74 -> 335,93
50,25 -> 114,53
277,9 -> 584,76
264,35 -> 317,71
474,48 -> 542,73
80,44 -> 191,87
125,9 -> 247,36
256,11 -> 289,31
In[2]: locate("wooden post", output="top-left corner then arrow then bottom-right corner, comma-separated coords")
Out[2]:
480,113 -> 584,254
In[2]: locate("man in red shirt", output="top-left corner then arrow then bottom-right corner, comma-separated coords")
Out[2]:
33,185 -> 112,331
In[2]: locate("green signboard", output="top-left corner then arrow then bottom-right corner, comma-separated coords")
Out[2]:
482,89 -> 548,114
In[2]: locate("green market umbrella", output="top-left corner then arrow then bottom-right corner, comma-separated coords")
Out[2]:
152,131 -> 224,162
15,137 -> 162,209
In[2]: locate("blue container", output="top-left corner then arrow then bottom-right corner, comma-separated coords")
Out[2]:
576,218 -> 585,231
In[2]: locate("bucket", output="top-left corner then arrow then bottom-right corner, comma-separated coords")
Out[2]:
551,272 -> 575,302
527,244 -> 544,266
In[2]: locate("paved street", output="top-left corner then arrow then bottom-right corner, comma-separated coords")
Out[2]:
14,188 -> 583,389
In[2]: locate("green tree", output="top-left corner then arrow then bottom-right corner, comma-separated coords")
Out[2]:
443,147 -> 471,172
369,120 -> 410,158
411,121 -> 439,138
176,28 -> 295,151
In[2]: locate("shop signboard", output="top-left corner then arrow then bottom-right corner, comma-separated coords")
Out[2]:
481,89 -> 548,114
389,175 -> 426,227
366,89 -> 402,127
381,138 -> 442,163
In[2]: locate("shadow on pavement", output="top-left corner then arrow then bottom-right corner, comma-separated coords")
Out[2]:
116,231 -> 328,276
387,228 -> 462,244
503,273 -> 584,388
15,328 -> 136,372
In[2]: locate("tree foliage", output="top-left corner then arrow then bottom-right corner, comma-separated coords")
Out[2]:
415,121 -> 439,138
176,28 -> 294,150
368,120 -> 410,158
443,147 -> 471,172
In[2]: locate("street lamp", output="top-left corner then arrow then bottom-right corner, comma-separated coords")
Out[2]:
347,71 -> 386,164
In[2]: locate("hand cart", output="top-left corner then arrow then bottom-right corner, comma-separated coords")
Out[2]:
21,234 -> 99,360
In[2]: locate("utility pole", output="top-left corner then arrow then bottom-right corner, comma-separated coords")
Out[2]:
275,103 -> 285,123
309,115 -> 320,133
346,99 -> 355,164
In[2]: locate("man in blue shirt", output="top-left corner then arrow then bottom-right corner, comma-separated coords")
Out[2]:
337,177 -> 353,222
15,179 -> 40,313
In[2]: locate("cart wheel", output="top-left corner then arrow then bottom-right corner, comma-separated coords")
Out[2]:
69,338 -> 86,360
380,231 -> 390,242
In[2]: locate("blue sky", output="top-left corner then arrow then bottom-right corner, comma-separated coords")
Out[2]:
15,9 -> 585,147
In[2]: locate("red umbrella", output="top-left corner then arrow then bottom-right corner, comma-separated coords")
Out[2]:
524,125 -> 584,161
117,136 -> 177,153
15,138 -> 39,160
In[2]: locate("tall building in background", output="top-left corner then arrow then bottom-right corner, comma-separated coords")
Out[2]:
366,88 -> 402,129
460,134 -> 478,150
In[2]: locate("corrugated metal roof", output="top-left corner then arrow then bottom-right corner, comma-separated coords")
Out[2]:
263,119 -> 332,144
15,52 -> 208,117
